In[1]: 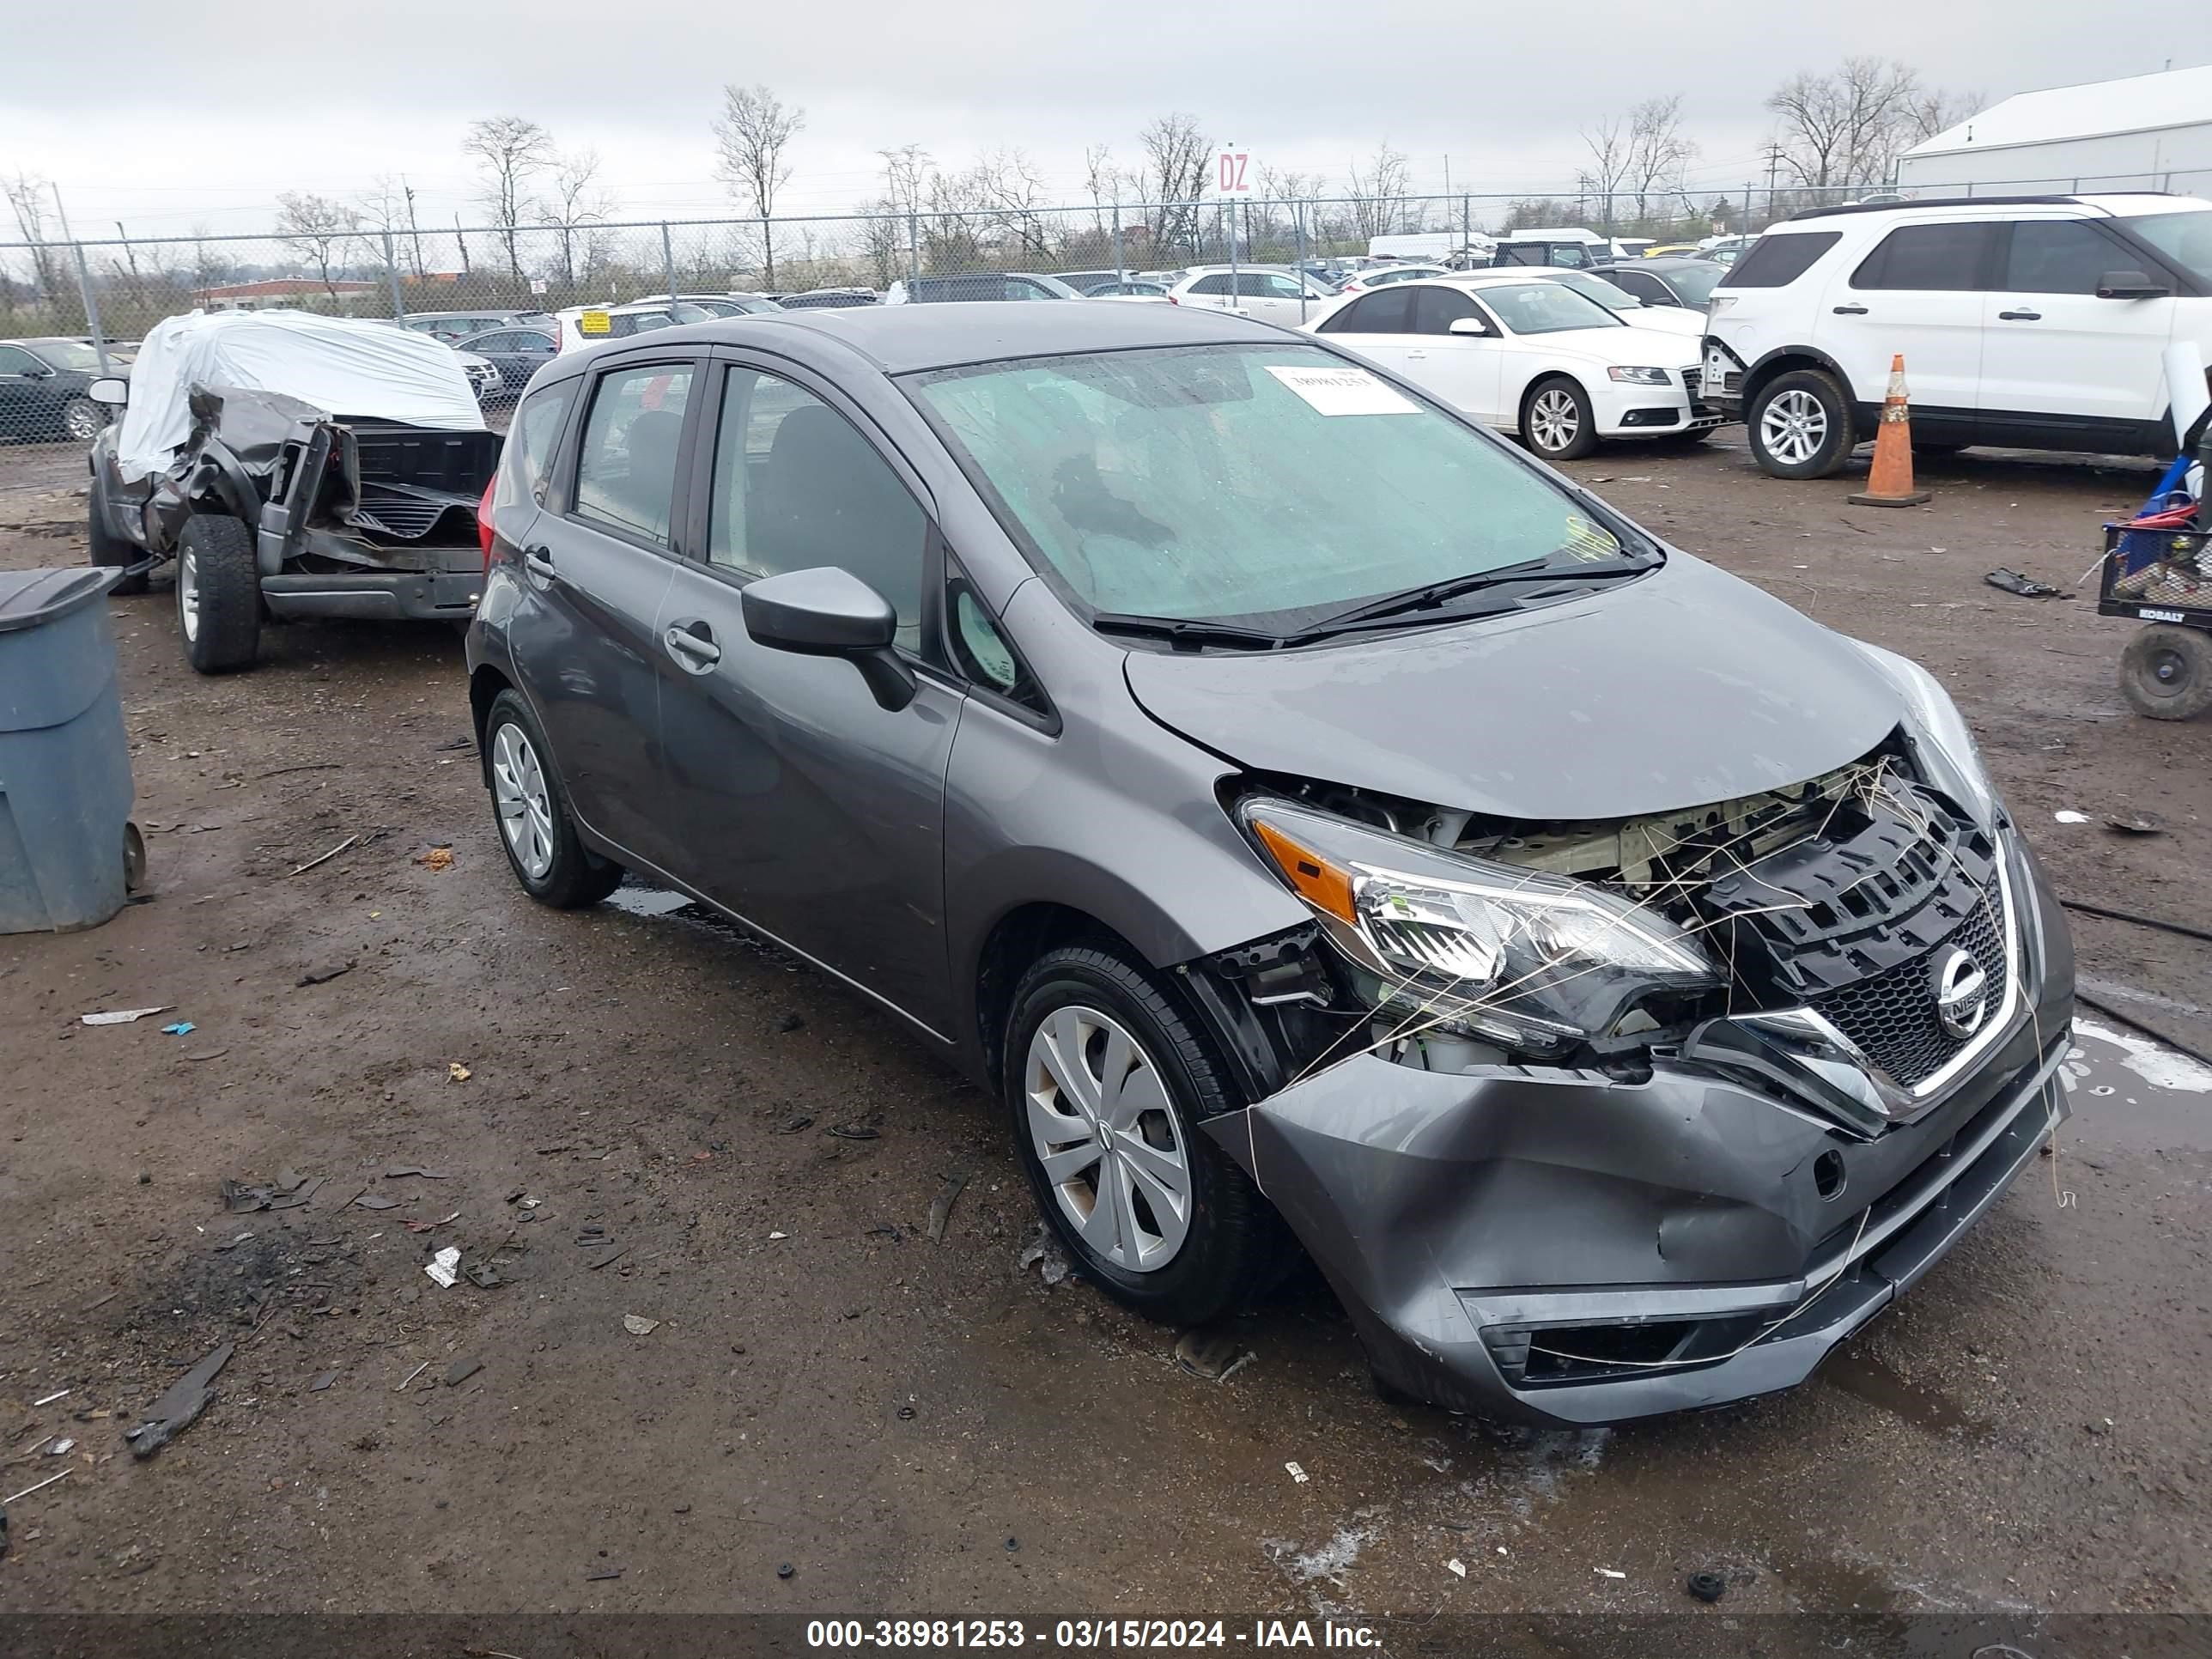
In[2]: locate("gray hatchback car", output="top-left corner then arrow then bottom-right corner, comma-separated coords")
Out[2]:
466,303 -> 2075,1425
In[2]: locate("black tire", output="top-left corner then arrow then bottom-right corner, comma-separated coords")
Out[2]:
1747,368 -> 1856,480
60,398 -> 106,444
175,513 -> 260,674
1004,945 -> 1277,1328
482,688 -> 623,907
2119,624 -> 2212,721
1520,375 -> 1600,462
87,468 -> 145,595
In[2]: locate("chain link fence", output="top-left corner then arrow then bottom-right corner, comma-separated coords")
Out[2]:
3,171 -> 2200,446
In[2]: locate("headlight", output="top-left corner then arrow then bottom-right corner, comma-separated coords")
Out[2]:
1607,366 -> 1674,386
1238,799 -> 1722,1057
1845,640 -> 2000,826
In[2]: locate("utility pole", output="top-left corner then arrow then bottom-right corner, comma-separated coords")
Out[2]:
1763,143 -> 1785,224
453,213 -> 471,275
401,175 -> 425,277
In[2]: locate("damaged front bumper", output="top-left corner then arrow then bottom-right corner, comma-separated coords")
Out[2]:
1200,854 -> 2075,1427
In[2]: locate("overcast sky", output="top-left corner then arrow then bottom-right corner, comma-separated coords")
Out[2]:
4,0 -> 2205,243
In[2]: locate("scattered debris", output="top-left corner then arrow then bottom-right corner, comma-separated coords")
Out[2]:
418,847 -> 455,872
125,1341 -> 232,1460
444,1358 -> 483,1388
587,1248 -> 630,1272
1018,1226 -> 1073,1287
2106,811 -> 2166,836
352,1194 -> 400,1211
776,1012 -> 805,1032
465,1264 -> 502,1289
1686,1571 -> 1728,1603
433,737 -> 474,752
79,1006 -> 168,1026
396,1361 -> 430,1392
289,834 -> 361,876
2055,810 -> 2091,824
183,1048 -> 229,1062
423,1247 -> 461,1288
775,1115 -> 814,1134
447,1062 -> 471,1083
1595,1567 -> 1627,1580
82,1291 -> 118,1313
777,1563 -> 795,1580
30,1391 -> 67,1408
3,1469 -> 70,1505
1446,1559 -> 1468,1578
160,1021 -> 195,1036
295,962 -> 356,988
1985,568 -> 2061,599
222,1172 -> 325,1213
308,1372 -> 338,1393
896,1405 -> 915,1421
45,1439 -> 72,1456
824,1123 -> 878,1141
1285,1462 -> 1309,1485
767,1231 -> 787,1242
384,1165 -> 452,1180
927,1171 -> 969,1243
623,1315 -> 659,1336
1174,1328 -> 1259,1382
585,1567 -> 623,1582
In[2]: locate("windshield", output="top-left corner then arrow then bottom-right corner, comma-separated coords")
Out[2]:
907,343 -> 1642,634
2124,210 -> 2212,285
27,340 -> 100,371
1480,283 -> 1624,333
1661,265 -> 1723,307
1553,272 -> 1638,311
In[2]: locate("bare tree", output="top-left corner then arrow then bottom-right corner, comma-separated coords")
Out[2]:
971,148 -> 1055,261
1577,116 -> 1633,229
879,144 -> 934,219
1628,95 -> 1698,226
3,172 -> 58,300
713,83 -> 805,286
1345,143 -> 1411,241
464,115 -> 556,281
1765,57 -> 1922,191
1137,112 -> 1210,256
188,222 -> 234,295
1906,85 -> 1981,144
552,149 -> 615,291
275,191 -> 362,301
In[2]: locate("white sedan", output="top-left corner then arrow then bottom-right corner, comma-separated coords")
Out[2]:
1331,263 -> 1453,297
1501,265 -> 1710,338
1165,266 -> 1340,327
1303,275 -> 1719,460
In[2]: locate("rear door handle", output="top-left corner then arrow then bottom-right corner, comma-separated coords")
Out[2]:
1832,304 -> 1869,315
523,546 -> 556,580
1997,309 -> 2042,320
664,622 -> 721,671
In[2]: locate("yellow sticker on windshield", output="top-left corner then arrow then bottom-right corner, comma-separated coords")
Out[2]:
1561,513 -> 1621,561
577,310 -> 611,337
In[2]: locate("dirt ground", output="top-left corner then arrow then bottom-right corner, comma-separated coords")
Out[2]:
0,428 -> 2208,1630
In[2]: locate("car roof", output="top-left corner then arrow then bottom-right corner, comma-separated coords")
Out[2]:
1618,257 -> 1723,272
583,301 -> 1290,375
1786,191 -> 2190,223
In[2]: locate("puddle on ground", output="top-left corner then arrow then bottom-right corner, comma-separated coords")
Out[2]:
1820,1347 -> 1990,1437
2063,1018 -> 2212,1152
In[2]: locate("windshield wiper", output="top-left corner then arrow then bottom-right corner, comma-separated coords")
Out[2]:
1303,559 -> 1650,636
1091,612 -> 1291,650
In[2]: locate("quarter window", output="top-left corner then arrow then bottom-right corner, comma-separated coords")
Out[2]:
507,379 -> 576,505
573,364 -> 694,547
1851,222 -> 1998,291
2002,221 -> 2122,294
1324,288 -> 1416,333
1190,274 -> 1234,296
706,370 -> 928,647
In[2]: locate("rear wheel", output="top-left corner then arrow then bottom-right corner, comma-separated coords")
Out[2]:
1006,945 -> 1277,1328
1521,376 -> 1599,461
1747,368 -> 1856,479
175,513 -> 260,674
2119,624 -> 2212,720
87,469 -> 144,595
483,689 -> 623,907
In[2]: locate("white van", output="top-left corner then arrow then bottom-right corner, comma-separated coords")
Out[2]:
1702,194 -> 2212,477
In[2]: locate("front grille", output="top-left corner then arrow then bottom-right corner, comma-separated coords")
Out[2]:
1681,367 -> 1701,397
1813,896 -> 2008,1088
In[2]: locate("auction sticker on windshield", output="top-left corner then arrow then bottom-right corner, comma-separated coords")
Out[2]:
578,310 -> 612,337
1265,365 -> 1419,416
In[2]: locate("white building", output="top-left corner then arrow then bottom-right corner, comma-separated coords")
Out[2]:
1898,64 -> 2212,198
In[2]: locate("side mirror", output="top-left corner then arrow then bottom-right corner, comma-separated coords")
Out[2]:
740,566 -> 916,712
1447,318 -> 1492,337
2099,269 -> 2172,300
88,378 -> 127,405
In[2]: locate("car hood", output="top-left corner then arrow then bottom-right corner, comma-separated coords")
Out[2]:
1617,307 -> 1708,337
1529,324 -> 1700,366
1121,553 -> 1904,821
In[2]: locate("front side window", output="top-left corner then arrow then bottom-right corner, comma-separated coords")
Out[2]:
1608,270 -> 1667,304
27,341 -> 100,371
1413,287 -> 1484,334
2121,210 -> 2212,285
2003,221 -> 2124,294
908,342 -> 1640,633
707,369 -> 927,647
573,363 -> 694,546
1659,265 -> 1723,307
1481,283 -> 1622,334
1852,222 -> 1997,291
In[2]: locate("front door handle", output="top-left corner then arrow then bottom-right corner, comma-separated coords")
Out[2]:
1405,350 -> 1428,360
664,622 -> 721,671
1997,308 -> 2042,320
523,545 -> 556,580
1832,304 -> 1869,315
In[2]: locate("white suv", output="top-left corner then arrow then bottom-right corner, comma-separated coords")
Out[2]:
1702,194 -> 2212,477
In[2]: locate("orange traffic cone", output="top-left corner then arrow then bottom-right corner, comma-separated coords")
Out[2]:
1848,354 -> 1932,507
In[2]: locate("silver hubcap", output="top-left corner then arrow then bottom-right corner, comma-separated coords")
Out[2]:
1759,388 -> 1829,465
490,720 -> 556,880
1529,387 -> 1581,452
64,403 -> 102,441
178,549 -> 200,641
1024,1005 -> 1192,1273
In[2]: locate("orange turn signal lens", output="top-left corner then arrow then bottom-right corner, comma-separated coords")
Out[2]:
1251,817 -> 1357,926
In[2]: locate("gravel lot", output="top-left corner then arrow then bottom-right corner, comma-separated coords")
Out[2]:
0,428 -> 2206,1626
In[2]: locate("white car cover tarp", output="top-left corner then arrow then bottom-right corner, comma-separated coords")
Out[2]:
114,310 -> 485,483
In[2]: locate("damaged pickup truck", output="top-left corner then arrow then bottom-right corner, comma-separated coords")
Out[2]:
467,303 -> 2074,1426
84,309 -> 501,672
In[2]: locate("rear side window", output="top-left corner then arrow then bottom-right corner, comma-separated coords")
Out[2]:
1722,231 -> 1841,288
1323,288 -> 1416,333
573,364 -> 695,547
2002,221 -> 2121,294
505,379 -> 575,506
1190,275 -> 1234,296
1851,223 -> 1998,291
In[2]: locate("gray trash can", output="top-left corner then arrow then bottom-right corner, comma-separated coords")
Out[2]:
0,568 -> 137,933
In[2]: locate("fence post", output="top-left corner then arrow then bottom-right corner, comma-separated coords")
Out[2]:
69,243 -> 110,377
1461,194 -> 1471,261
908,211 -> 921,287
1293,202 -> 1307,322
661,222 -> 678,306
382,231 -> 407,325
1112,203 -> 1125,284
1227,201 -> 1238,301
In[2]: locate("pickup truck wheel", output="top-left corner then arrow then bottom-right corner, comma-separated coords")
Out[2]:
176,513 -> 261,674
87,470 -> 145,594
1748,368 -> 1856,479
483,689 -> 623,908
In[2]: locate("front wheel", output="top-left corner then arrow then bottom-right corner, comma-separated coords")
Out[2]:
176,513 -> 260,673
483,689 -> 623,907
1521,376 -> 1599,461
2120,624 -> 2212,720
1747,368 -> 1856,479
1006,945 -> 1277,1328
60,398 -> 106,444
